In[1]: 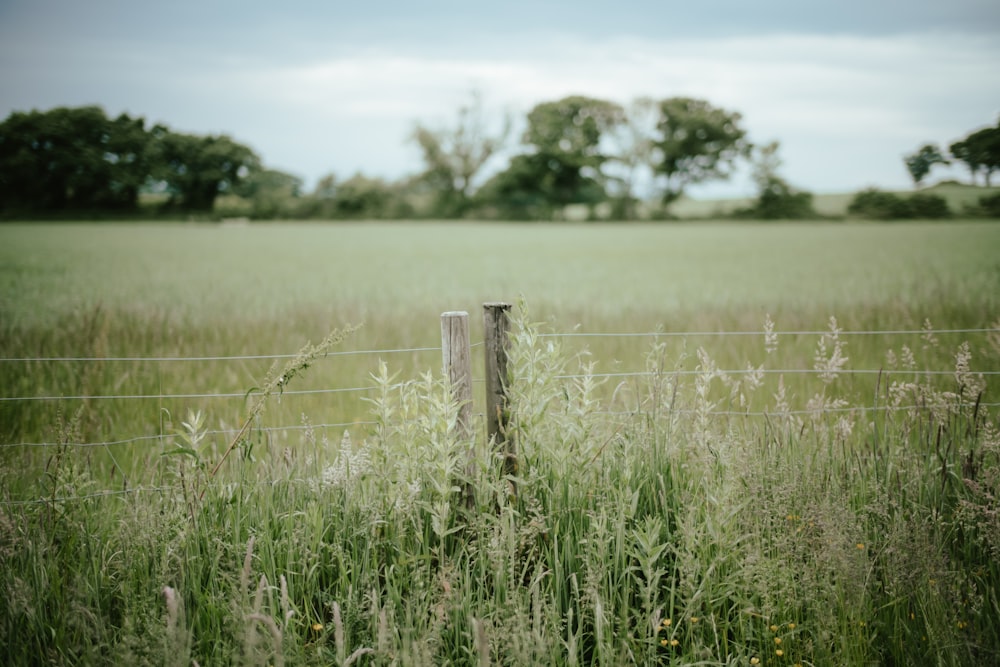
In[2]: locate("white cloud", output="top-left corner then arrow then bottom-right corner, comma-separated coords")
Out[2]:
209,35 -> 1000,191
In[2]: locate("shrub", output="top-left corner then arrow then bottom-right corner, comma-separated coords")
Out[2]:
978,193 -> 1000,217
848,189 -> 952,220
908,193 -> 951,218
847,188 -> 913,220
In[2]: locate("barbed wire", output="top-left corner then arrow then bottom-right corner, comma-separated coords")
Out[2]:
541,327 -> 1000,339
5,399 -> 996,506
0,344 -> 446,364
1,327 -> 994,364
555,368 -> 1000,381
1,420 -> 380,449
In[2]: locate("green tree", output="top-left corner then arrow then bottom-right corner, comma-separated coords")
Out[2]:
485,95 -> 624,217
149,128 -> 260,211
0,106 -> 152,214
740,141 -> 814,219
410,92 -> 509,217
652,97 -> 750,205
904,143 -> 949,187
232,168 -> 303,219
604,97 -> 659,219
950,123 -> 1000,186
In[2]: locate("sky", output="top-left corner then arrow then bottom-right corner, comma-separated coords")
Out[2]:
1,0 -> 999,199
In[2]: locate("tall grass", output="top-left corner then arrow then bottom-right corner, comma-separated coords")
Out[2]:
1,302 -> 998,665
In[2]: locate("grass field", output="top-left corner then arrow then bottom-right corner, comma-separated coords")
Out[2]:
1,220 -> 999,665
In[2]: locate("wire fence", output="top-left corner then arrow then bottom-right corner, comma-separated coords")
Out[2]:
2,325 -> 997,506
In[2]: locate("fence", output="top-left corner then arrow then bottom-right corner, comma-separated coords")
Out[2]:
2,303 -> 998,506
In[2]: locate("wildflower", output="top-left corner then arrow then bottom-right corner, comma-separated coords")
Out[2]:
774,637 -> 782,645
311,622 -> 323,631
690,616 -> 699,623
661,639 -> 668,647
750,658 -> 760,665
776,649 -> 784,657
856,542 -> 864,550
764,314 -> 778,354
670,639 -> 679,646
770,624 -> 779,632
662,618 -> 672,627
957,621 -> 967,630
787,623 -> 796,629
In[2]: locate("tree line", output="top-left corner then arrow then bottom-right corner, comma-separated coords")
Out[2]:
1,99 -> 998,220
904,123 -> 1000,188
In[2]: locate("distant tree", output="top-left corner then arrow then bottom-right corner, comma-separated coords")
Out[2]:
312,173 -> 338,200
904,144 -> 949,187
652,97 -> 750,205
233,168 -> 303,218
950,123 -> 1000,186
410,92 -> 509,217
0,105 -> 152,214
485,95 -> 624,217
604,96 -> 660,219
740,141 -> 815,219
149,128 -> 260,211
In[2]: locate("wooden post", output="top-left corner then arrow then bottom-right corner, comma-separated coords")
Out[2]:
441,311 -> 474,505
483,302 -> 515,498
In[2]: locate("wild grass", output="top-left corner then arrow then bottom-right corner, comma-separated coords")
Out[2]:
1,220 -> 999,664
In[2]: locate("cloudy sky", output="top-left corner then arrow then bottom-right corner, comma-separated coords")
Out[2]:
1,0 -> 998,198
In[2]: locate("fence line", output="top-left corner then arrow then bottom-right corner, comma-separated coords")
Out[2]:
0,344 -> 449,364
1,421 -> 381,449
1,327 -> 995,364
540,327 -> 999,339
4,311 -> 998,506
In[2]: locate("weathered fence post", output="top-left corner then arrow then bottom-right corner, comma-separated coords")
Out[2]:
483,302 -> 515,499
441,311 -> 474,505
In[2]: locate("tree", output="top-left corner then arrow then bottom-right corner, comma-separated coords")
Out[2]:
410,92 -> 509,217
149,128 -> 260,211
652,97 -> 750,205
604,97 -> 660,219
485,95 -> 624,217
950,123 -> 1000,186
0,106 -> 152,214
232,168 -> 303,218
740,141 -> 815,219
904,144 -> 949,187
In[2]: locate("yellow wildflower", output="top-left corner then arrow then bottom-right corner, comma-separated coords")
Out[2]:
776,649 -> 784,657
774,637 -> 782,645
311,622 -> 324,632
662,618 -> 672,627
670,639 -> 679,647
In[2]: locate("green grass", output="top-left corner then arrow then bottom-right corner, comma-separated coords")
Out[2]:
1,220 -> 999,665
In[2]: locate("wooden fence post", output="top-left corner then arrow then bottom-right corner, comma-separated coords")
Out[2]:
483,302 -> 515,499
441,311 -> 474,505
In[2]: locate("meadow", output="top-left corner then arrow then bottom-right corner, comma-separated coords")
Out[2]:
1,220 -> 999,665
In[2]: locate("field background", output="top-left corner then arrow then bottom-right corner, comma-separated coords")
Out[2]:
1,219 -> 999,665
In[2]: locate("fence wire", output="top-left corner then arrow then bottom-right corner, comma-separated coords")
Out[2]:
3,325 -> 997,506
